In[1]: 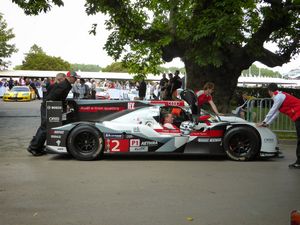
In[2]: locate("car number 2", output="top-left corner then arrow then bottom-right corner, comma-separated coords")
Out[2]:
108,139 -> 129,152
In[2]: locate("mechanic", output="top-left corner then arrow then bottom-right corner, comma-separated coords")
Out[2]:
196,82 -> 222,116
257,83 -> 300,169
162,113 -> 178,130
27,71 -> 79,156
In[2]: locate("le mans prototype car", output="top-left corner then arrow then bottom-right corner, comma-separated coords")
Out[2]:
46,90 -> 279,161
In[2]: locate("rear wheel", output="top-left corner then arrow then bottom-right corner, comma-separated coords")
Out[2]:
67,125 -> 104,161
223,126 -> 260,161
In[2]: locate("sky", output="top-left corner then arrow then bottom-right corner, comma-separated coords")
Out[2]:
1,0 -> 299,74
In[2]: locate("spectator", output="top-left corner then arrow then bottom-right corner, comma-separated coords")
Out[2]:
77,78 -> 90,99
25,78 -> 41,100
164,73 -> 174,100
41,78 -> 50,100
196,82 -> 222,116
257,83 -> 300,169
27,71 -> 78,156
8,77 -> 14,90
171,70 -> 182,100
138,78 -> 147,100
159,73 -> 168,100
91,79 -> 96,99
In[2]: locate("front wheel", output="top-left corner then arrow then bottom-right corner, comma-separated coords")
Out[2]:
67,125 -> 104,161
223,126 -> 260,161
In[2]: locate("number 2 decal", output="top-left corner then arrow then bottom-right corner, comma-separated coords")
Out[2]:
111,140 -> 120,152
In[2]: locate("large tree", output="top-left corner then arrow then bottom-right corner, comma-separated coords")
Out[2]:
12,0 -> 300,111
0,13 -> 17,70
18,44 -> 71,71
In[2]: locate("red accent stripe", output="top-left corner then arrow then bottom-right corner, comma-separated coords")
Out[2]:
190,130 -> 224,137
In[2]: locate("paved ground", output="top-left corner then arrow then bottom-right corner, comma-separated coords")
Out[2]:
0,100 -> 299,225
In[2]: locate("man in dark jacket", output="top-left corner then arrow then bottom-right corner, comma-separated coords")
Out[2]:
27,71 -> 79,156
138,79 -> 147,100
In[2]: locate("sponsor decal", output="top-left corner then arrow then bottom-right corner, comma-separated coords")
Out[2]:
128,102 -> 135,110
197,138 -> 210,142
56,140 -> 61,146
154,129 -> 181,134
53,130 -> 64,134
48,117 -> 60,123
47,106 -> 62,110
190,130 -> 224,137
210,138 -> 222,142
51,135 -> 61,139
130,146 -> 148,152
150,100 -> 185,107
264,138 -> 274,143
141,141 -> 158,146
130,139 -> 140,147
104,133 -> 124,139
78,106 -> 126,112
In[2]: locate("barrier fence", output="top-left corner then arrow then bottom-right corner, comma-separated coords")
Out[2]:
245,98 -> 295,132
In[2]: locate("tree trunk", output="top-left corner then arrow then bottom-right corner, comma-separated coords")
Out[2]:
183,59 -> 241,113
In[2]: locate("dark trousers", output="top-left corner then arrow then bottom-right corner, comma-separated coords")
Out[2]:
28,104 -> 47,150
295,119 -> 300,163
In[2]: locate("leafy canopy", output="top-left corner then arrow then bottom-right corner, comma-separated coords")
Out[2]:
18,44 -> 71,71
0,13 -> 17,70
12,0 -> 300,75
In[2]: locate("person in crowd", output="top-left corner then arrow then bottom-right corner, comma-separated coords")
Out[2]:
159,73 -> 168,100
72,79 -> 80,99
25,78 -> 41,100
19,76 -> 25,86
257,83 -> 300,169
77,78 -> 90,99
235,92 -> 256,121
8,77 -> 14,90
164,73 -> 174,100
138,78 -> 147,100
162,113 -> 178,130
91,79 -> 97,99
27,71 -> 79,156
196,82 -> 222,116
171,70 -> 182,100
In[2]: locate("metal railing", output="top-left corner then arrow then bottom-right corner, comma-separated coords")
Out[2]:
244,98 -> 295,132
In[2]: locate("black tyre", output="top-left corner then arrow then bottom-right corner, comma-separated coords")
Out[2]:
67,125 -> 104,161
223,126 -> 260,161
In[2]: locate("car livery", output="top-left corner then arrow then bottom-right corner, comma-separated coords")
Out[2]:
46,96 -> 279,161
3,86 -> 36,101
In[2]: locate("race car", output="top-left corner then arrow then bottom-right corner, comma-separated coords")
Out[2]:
3,86 -> 36,101
45,95 -> 279,161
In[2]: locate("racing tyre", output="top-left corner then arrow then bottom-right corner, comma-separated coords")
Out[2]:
223,126 -> 260,161
67,125 -> 104,161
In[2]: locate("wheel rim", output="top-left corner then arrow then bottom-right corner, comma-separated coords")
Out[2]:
74,131 -> 98,154
228,133 -> 252,157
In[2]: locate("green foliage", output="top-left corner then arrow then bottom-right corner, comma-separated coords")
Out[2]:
242,65 -> 282,78
13,0 -> 300,78
0,13 -> 17,70
18,45 -> 70,71
71,63 -> 101,72
101,62 -> 128,72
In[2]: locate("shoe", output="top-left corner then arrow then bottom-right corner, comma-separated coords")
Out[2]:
27,146 -> 47,156
288,162 -> 300,169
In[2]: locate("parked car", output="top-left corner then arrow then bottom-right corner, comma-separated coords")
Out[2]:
3,86 -> 36,101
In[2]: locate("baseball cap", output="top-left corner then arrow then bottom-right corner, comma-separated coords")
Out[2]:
66,71 -> 79,79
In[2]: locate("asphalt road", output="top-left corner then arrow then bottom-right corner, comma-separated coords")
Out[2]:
0,100 -> 299,225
